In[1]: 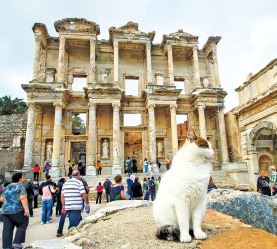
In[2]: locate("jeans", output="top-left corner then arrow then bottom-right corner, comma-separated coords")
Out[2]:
2,210 -> 29,248
41,199 -> 53,223
105,189 -> 110,202
56,195 -> 62,215
150,190 -> 156,201
57,211 -> 67,234
67,210 -> 82,229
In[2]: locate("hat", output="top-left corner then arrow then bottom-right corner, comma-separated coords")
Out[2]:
27,179 -> 31,183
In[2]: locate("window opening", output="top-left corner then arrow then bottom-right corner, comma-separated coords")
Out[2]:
72,77 -> 86,91
72,113 -> 87,135
125,77 -> 139,96
174,80 -> 185,94
124,113 -> 141,126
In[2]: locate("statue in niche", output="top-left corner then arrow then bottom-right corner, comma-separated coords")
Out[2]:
46,141 -> 53,161
101,139 -> 109,159
157,141 -> 164,157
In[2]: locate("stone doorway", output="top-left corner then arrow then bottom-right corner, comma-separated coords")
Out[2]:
70,141 -> 86,165
258,154 -> 272,176
124,132 -> 142,172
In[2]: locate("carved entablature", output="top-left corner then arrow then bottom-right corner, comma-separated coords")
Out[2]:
21,84 -> 69,103
68,67 -> 89,77
109,21 -> 155,42
161,29 -> 199,48
85,87 -> 123,100
191,89 -> 227,109
202,36 -> 221,55
54,18 -> 100,35
32,23 -> 49,48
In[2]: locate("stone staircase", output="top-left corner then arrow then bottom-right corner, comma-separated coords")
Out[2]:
210,171 -> 235,189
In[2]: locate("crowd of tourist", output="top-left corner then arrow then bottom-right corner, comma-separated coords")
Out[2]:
1,159 -> 276,248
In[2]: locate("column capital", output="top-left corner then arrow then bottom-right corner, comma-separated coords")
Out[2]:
198,104 -> 206,110
112,102 -> 120,109
211,44 -> 217,54
217,105 -> 225,112
27,102 -> 35,109
53,102 -> 64,109
146,41 -> 151,49
34,34 -> 42,43
147,103 -> 156,110
59,36 -> 65,42
90,38 -> 96,44
170,104 -> 177,111
88,102 -> 97,107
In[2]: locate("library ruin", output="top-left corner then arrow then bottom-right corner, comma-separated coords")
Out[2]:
16,18 -> 276,189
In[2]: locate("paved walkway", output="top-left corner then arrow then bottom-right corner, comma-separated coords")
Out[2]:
0,201 -> 104,246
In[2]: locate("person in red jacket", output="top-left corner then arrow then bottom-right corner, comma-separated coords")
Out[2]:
33,164 -> 41,181
96,182 -> 104,204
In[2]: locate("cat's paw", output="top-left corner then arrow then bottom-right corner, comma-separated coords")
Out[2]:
180,234 -> 191,243
194,230 -> 207,240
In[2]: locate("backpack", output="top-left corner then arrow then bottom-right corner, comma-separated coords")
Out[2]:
38,182 -> 45,195
149,180 -> 156,190
110,186 -> 122,201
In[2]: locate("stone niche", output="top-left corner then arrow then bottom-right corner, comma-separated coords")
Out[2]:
46,68 -> 57,83
101,138 -> 110,159
156,138 -> 164,158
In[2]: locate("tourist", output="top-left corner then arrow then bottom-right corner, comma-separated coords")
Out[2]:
24,179 -> 35,217
269,166 -> 277,196
61,170 -> 90,229
1,172 -> 29,249
257,171 -> 270,196
33,182 -> 39,209
110,175 -> 129,201
143,178 -> 149,200
43,162 -> 51,178
56,178 -> 65,217
131,177 -> 143,200
125,157 -> 132,175
32,164 -> 40,181
96,160 -> 102,175
207,176 -> 217,193
96,182 -> 104,204
40,175 -> 56,224
126,174 -> 134,199
165,156 -> 171,171
103,178 -> 112,202
143,158 -> 148,173
67,160 -> 73,177
132,156 -> 138,173
148,176 -> 156,201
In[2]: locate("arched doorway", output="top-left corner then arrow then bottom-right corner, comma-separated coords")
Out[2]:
258,154 -> 272,176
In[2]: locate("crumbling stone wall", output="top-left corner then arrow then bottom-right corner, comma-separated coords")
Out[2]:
0,114 -> 27,177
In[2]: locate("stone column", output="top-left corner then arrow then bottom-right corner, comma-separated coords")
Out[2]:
57,36 -> 66,83
89,38 -> 96,86
146,41 -> 152,84
112,103 -> 121,174
86,103 -> 97,176
148,104 -> 157,164
217,106 -> 229,163
113,41 -> 119,83
193,46 -> 201,86
212,44 -> 221,87
167,42 -> 174,85
23,103 -> 35,169
170,104 -> 178,155
248,151 -> 259,190
32,35 -> 42,82
51,103 -> 63,177
198,105 -> 207,139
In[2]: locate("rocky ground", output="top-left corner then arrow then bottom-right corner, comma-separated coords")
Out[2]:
25,200 -> 277,249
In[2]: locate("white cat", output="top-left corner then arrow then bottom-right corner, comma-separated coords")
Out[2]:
153,137 -> 214,243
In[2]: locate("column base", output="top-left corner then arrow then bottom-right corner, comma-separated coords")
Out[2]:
86,166 -> 96,176
112,166 -> 122,175
49,167 -> 62,178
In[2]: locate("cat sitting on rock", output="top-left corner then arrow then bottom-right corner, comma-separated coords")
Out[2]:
153,134 -> 214,243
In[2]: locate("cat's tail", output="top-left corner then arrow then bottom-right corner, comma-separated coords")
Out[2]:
155,225 -> 180,241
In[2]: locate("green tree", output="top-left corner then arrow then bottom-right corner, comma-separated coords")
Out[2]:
0,95 -> 27,115
72,113 -> 85,134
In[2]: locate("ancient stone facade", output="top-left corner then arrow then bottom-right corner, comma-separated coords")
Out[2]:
226,59 -> 277,189
0,114 -> 27,177
21,18 -> 230,177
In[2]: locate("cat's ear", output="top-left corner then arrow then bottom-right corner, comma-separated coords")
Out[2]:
187,128 -> 197,143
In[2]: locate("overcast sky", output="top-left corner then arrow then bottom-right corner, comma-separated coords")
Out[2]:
0,0 -> 276,112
